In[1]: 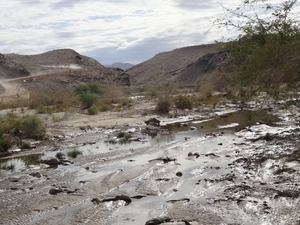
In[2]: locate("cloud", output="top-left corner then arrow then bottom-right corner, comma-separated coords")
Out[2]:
50,0 -> 87,9
56,32 -> 76,39
16,0 -> 42,5
0,0 -> 244,64
173,0 -> 217,10
84,35 -> 205,65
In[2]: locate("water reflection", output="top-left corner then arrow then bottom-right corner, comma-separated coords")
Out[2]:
0,153 -> 43,179
163,110 -> 280,132
0,110 -> 280,181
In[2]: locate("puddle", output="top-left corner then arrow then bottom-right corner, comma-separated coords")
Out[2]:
108,133 -> 237,225
163,110 -> 281,132
29,200 -> 93,225
0,153 -> 43,180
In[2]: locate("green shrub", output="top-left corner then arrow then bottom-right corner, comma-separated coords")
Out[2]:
87,106 -> 98,115
87,82 -> 105,95
155,98 -> 171,114
175,95 -> 192,110
78,92 -> 98,109
20,141 -> 31,150
100,104 -> 111,112
20,115 -> 45,139
74,84 -> 90,95
75,82 -> 105,95
0,137 -> 13,153
67,149 -> 82,158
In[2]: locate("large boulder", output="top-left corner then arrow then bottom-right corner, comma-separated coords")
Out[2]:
145,118 -> 160,126
40,157 -> 59,165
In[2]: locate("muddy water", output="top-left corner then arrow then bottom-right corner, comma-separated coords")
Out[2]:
0,153 -> 43,179
108,132 -> 237,224
0,110 -> 282,224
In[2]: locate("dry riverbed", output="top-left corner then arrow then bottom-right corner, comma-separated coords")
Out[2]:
0,97 -> 300,225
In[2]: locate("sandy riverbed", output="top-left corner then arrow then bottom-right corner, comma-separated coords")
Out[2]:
0,97 -> 299,225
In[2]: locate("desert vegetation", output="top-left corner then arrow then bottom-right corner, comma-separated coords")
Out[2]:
67,148 -> 82,158
214,0 -> 300,99
0,113 -> 45,153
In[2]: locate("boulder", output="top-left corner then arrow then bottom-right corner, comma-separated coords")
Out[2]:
29,172 -> 42,178
40,158 -> 59,165
145,118 -> 160,126
49,188 -> 63,195
145,216 -> 171,225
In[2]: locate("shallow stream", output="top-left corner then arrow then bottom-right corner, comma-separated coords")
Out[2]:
0,110 -> 282,224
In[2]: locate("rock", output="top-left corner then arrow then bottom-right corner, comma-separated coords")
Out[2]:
189,126 -> 197,131
79,125 -> 92,131
176,172 -> 183,177
49,188 -> 63,195
149,122 -> 159,126
63,188 -> 77,194
128,137 -> 141,141
149,157 -> 177,164
40,158 -> 59,165
161,222 -> 186,225
131,195 -> 146,199
29,172 -> 42,178
101,195 -> 132,206
91,197 -> 101,204
166,198 -> 190,203
187,152 -> 200,158
145,118 -> 160,126
145,216 -> 171,225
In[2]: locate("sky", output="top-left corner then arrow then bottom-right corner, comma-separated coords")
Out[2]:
0,0 -> 297,65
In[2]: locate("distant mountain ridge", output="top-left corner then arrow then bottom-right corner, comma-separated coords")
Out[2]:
105,62 -> 135,70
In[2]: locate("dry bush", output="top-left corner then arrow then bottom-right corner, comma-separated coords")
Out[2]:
104,83 -> 125,104
196,71 -> 232,98
29,88 -> 78,112
155,96 -> 172,114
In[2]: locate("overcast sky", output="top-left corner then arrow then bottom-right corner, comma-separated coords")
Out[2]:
0,0 -> 295,65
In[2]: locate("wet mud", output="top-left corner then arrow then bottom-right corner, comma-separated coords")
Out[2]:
0,107 -> 299,225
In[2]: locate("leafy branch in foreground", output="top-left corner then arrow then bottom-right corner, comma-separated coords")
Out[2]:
216,0 -> 300,97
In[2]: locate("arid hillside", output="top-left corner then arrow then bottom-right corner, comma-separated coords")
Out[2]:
0,53 -> 30,79
1,49 -> 129,93
126,43 -> 226,87
0,44 -> 229,94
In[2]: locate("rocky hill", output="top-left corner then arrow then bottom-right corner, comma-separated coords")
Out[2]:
0,53 -> 30,79
174,49 -> 229,86
0,44 -> 229,93
126,43 -> 226,87
2,49 -> 129,92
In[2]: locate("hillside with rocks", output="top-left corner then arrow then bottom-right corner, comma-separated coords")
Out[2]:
126,43 -> 225,87
1,49 -> 129,92
0,53 -> 30,79
0,44 -> 229,92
